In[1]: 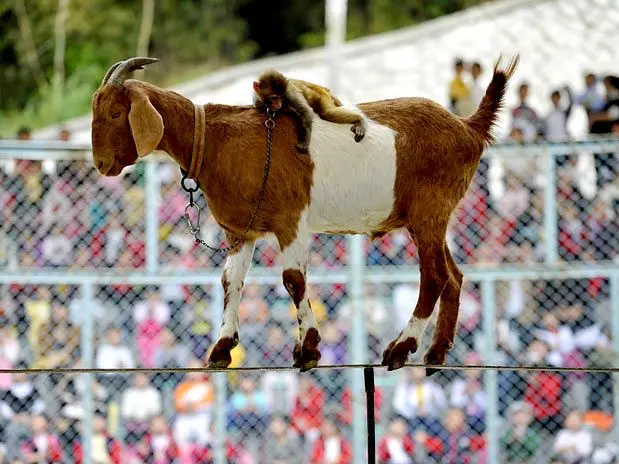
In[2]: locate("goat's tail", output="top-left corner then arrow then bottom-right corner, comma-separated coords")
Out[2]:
466,53 -> 520,147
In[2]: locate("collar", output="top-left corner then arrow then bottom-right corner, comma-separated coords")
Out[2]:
187,103 -> 206,179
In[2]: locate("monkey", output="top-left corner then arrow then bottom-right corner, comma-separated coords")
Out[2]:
252,69 -> 368,154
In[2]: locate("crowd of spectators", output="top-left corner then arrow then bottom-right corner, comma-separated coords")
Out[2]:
0,63 -> 617,463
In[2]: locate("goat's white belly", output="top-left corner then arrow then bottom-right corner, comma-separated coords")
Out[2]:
305,113 -> 398,234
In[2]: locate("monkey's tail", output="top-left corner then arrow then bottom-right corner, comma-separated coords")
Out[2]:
466,53 -> 520,147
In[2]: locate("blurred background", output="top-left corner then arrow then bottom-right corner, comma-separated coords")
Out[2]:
1,0 -> 619,463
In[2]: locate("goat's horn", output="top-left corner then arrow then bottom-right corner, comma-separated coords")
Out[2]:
106,57 -> 160,86
101,61 -> 124,86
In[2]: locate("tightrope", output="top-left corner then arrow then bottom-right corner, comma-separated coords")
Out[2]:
2,362 -> 619,375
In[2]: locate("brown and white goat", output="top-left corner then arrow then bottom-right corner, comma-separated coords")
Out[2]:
90,55 -> 519,374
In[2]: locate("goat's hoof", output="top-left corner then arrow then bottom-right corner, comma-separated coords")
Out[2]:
206,336 -> 237,369
423,346 -> 449,377
351,123 -> 365,142
381,337 -> 418,371
293,328 -> 321,372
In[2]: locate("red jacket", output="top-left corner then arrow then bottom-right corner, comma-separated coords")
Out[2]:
291,385 -> 325,432
20,434 -> 63,462
378,435 -> 414,463
338,387 -> 383,425
138,433 -> 179,463
525,372 -> 562,420
311,436 -> 352,464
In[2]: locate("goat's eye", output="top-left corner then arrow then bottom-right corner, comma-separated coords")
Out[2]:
111,111 -> 121,119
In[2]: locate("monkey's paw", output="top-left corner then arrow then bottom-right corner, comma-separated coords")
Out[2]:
351,123 -> 366,142
296,141 -> 309,154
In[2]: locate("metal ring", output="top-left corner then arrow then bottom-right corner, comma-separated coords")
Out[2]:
181,176 -> 200,193
265,118 -> 275,129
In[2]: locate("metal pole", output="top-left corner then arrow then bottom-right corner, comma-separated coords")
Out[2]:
325,2 -> 368,462
543,148 -> 558,265
364,367 -> 376,464
211,283 -> 227,464
481,279 -> 499,464
610,274 -> 619,446
144,158 -> 159,273
80,281 -> 95,464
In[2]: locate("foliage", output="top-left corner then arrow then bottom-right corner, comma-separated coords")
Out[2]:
0,0 -> 489,137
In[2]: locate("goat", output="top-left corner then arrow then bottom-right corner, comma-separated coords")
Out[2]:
91,55 -> 519,374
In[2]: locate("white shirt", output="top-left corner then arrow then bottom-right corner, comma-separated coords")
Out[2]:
545,108 -> 570,142
96,343 -> 135,371
392,379 -> 447,419
133,300 -> 171,325
121,386 -> 162,421
324,437 -> 341,463
553,429 -> 592,460
386,437 -> 413,464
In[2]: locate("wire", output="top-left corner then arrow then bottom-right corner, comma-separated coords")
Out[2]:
2,362 -> 619,375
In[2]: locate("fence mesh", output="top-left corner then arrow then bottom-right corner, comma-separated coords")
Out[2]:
1,142 -> 618,463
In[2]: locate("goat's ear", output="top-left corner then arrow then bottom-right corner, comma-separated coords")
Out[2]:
128,94 -> 164,158
252,81 -> 261,93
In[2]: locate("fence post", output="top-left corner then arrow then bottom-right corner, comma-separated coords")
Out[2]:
211,282 -> 227,464
348,234 -> 368,463
80,280 -> 95,464
144,158 -> 159,273
481,278 -> 499,464
611,274 -> 619,446
543,148 -> 558,265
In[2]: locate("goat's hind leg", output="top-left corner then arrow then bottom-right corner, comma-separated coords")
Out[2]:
382,228 -> 449,371
207,239 -> 256,369
424,243 -> 463,376
278,218 -> 321,372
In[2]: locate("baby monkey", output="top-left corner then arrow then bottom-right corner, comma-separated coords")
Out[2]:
253,69 -> 367,154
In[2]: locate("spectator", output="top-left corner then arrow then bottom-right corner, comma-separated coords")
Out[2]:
338,385 -> 383,427
449,352 -> 486,432
262,370 -> 298,416
152,328 -> 191,388
0,325 -> 20,391
291,375 -> 325,444
95,327 -> 135,392
589,75 -> 619,134
575,73 -> 605,119
40,223 -> 73,267
533,312 -> 576,365
0,369 -> 45,451
73,414 -> 123,464
133,287 -> 171,327
173,359 -> 215,448
552,411 -> 593,463
545,87 -> 573,142
448,58 -> 470,117
523,340 -> 563,433
501,401 -> 539,464
468,61 -> 485,110
260,324 -> 294,367
19,415 -> 63,463
310,418 -> 352,464
392,367 -> 447,436
36,303 -> 80,370
228,375 -> 267,437
136,416 -> 179,464
424,408 -> 476,464
263,415 -> 303,464
378,417 -> 415,464
511,82 -> 542,142
121,373 -> 162,445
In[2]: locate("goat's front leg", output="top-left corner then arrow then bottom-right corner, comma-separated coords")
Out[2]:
277,216 -> 321,372
207,239 -> 256,369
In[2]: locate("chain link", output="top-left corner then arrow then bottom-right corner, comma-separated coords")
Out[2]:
181,111 -> 276,255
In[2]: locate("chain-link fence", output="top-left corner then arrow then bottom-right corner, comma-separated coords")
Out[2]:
0,137 -> 618,464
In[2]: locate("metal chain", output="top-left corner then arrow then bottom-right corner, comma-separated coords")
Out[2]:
181,109 -> 276,255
